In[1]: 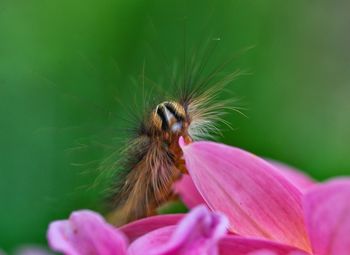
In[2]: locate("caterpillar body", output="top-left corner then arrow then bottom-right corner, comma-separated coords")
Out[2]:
105,45 -> 243,225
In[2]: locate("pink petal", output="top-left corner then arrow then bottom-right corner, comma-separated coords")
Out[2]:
303,178 -> 350,255
120,214 -> 184,242
128,205 -> 228,255
173,174 -> 206,208
173,160 -> 315,209
268,160 -> 315,192
180,138 -> 311,252
219,236 -> 310,255
173,160 -> 315,208
47,210 -> 128,255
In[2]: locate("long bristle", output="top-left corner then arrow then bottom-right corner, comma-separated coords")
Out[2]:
184,69 -> 245,140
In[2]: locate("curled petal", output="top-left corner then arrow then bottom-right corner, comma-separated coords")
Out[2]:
128,205 -> 228,255
120,214 -> 184,242
268,160 -> 315,192
180,139 -> 311,252
173,174 -> 206,208
219,236 -> 309,255
303,178 -> 350,255
47,210 -> 128,255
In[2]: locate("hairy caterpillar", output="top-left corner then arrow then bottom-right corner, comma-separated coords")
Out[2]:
105,41 -> 245,225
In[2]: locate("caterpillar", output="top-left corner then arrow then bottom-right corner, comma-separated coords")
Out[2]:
104,42 -> 245,225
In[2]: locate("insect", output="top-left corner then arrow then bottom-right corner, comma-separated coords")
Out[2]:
105,42 -> 245,225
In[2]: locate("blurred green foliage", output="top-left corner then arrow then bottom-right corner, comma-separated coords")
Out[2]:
1,0 -> 350,252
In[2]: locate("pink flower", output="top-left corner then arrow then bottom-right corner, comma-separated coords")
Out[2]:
47,205 -> 229,255
47,139 -> 350,255
47,205 -> 309,255
176,138 -> 350,255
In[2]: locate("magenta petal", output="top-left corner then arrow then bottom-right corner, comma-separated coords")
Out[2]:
219,236 -> 309,255
268,160 -> 315,192
180,139 -> 311,252
303,178 -> 350,255
120,214 -> 184,242
47,210 -> 128,255
128,205 -> 228,255
247,251 -> 278,255
173,174 -> 206,208
247,251 -> 307,255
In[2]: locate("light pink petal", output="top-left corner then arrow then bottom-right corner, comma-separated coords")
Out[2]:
180,138 -> 311,252
219,236 -> 310,255
128,205 -> 228,255
268,160 -> 315,192
120,214 -> 184,242
303,178 -> 350,255
14,246 -> 54,255
47,210 -> 128,255
173,174 -> 206,208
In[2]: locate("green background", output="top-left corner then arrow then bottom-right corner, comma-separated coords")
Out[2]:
1,0 -> 350,252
